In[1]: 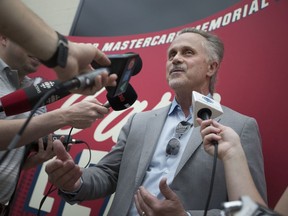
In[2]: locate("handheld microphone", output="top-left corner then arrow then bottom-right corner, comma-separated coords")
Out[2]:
192,91 -> 224,216
0,63 -> 135,116
29,134 -> 84,151
91,52 -> 142,97
59,68 -> 110,91
0,80 -> 70,116
104,83 -> 137,111
192,91 -> 223,127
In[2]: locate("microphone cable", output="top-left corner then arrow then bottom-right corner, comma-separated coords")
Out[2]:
203,142 -> 218,216
37,127 -> 92,216
196,108 -> 220,216
0,86 -> 59,165
37,126 -> 75,216
0,79 -> 91,215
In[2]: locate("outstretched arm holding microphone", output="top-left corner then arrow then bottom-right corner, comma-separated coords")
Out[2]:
198,118 -> 267,207
0,98 -> 109,150
0,78 -> 113,150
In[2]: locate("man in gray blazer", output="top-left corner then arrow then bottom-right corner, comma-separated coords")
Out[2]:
46,27 -> 267,216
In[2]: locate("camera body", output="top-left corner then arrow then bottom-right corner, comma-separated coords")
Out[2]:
91,52 -> 142,97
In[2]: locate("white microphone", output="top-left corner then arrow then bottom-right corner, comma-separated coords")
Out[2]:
192,91 -> 223,127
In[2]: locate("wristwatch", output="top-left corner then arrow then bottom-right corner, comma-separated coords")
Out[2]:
40,32 -> 68,68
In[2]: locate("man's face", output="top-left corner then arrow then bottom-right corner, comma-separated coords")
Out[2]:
166,32 -> 213,94
5,40 -> 40,76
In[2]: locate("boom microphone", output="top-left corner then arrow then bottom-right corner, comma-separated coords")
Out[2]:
192,91 -> 223,126
104,83 -> 137,111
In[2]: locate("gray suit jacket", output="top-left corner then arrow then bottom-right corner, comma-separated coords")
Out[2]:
62,105 -> 267,216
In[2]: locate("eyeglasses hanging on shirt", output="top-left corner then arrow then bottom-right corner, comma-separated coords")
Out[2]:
166,121 -> 193,156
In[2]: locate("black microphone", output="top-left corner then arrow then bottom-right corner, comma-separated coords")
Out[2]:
197,108 -> 213,121
197,108 -> 219,146
91,52 -> 142,97
59,68 -> 111,91
104,83 -> 137,111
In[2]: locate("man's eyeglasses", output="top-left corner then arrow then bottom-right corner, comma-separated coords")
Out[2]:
166,121 -> 192,156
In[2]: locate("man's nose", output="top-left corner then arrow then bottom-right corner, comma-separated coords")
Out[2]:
172,53 -> 183,64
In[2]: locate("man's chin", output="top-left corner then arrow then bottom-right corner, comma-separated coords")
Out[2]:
169,80 -> 182,90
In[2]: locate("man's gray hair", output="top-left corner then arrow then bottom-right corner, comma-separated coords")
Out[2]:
178,28 -> 224,95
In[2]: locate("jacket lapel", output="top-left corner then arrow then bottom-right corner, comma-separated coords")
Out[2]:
135,106 -> 170,186
175,114 -> 223,175
175,126 -> 202,175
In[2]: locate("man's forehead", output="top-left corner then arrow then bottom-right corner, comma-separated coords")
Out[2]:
175,32 -> 205,42
168,33 -> 204,50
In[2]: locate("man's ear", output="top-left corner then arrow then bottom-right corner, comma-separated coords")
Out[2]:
207,61 -> 219,77
0,35 -> 8,47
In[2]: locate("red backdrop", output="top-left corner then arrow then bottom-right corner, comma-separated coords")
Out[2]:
11,0 -> 288,215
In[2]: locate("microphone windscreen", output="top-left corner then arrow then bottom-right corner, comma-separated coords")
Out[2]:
0,80 -> 70,116
1,89 -> 30,116
106,83 -> 137,111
